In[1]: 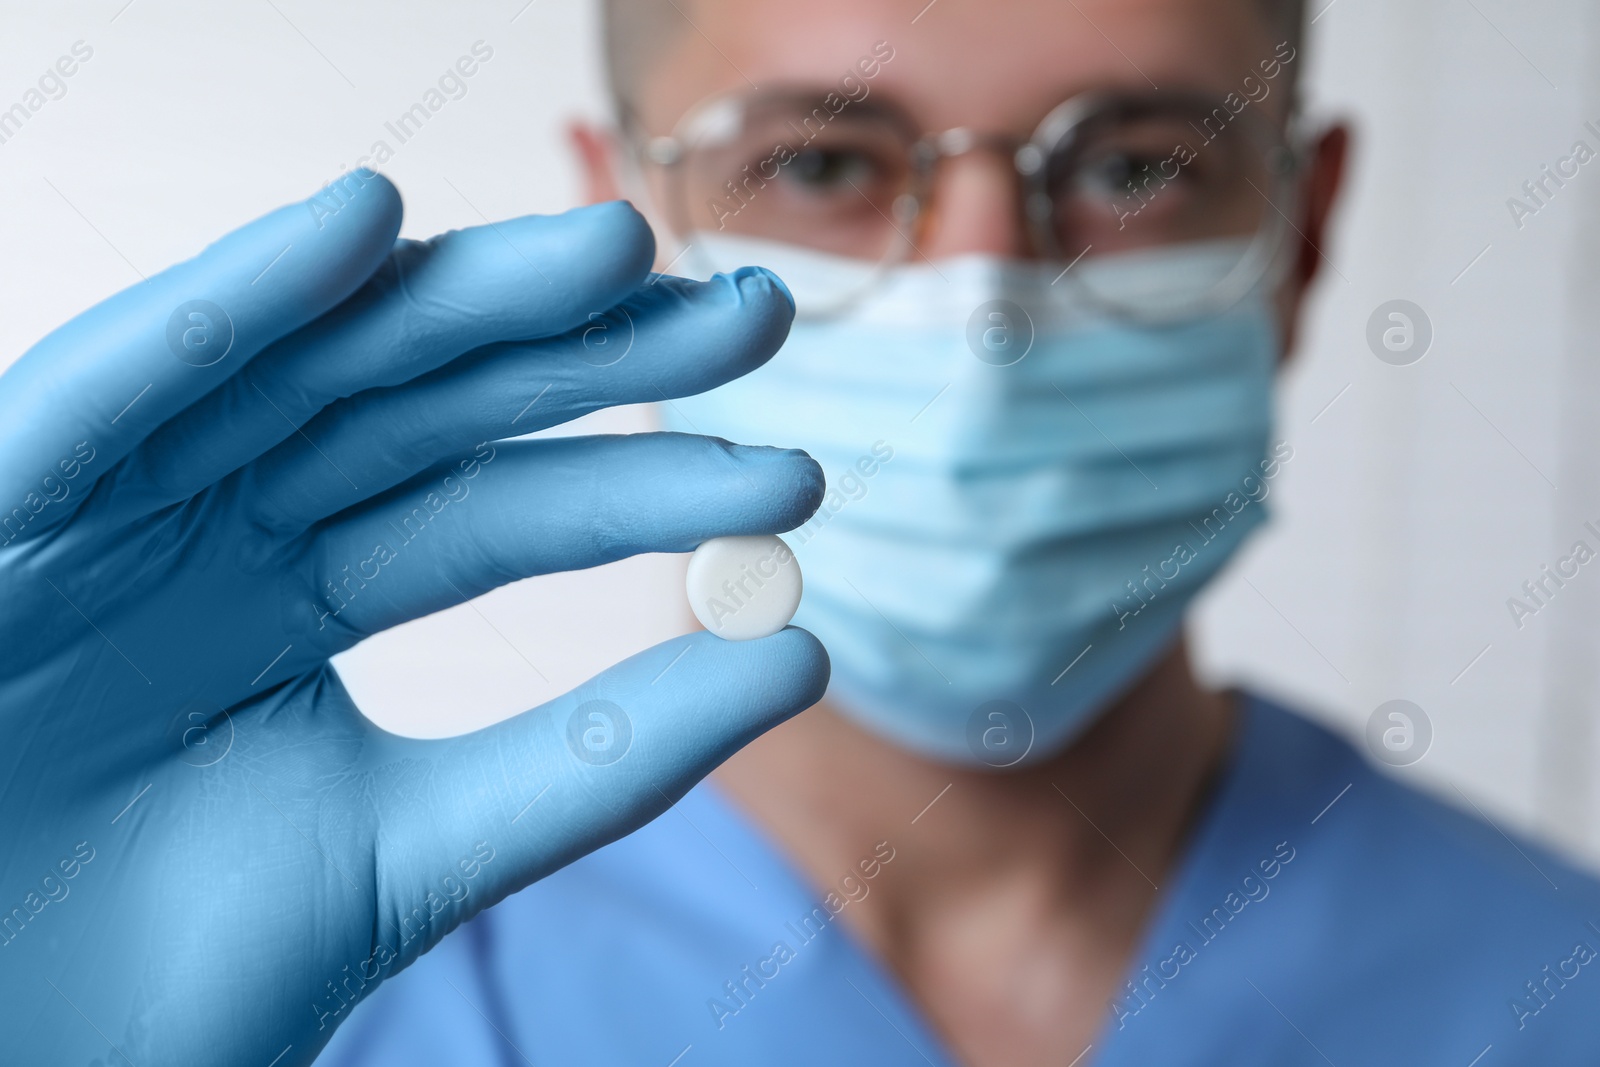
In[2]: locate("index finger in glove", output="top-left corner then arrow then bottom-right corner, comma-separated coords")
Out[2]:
118,200 -> 657,514
0,170 -> 403,526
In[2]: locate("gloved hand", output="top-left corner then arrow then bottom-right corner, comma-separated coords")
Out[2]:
0,171 -> 827,1065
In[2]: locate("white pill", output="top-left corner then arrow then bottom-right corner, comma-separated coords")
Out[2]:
686,535 -> 803,641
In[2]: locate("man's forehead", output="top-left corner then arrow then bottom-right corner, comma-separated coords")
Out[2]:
629,0 -> 1284,131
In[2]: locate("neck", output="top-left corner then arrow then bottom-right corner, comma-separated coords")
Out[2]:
713,637 -> 1237,962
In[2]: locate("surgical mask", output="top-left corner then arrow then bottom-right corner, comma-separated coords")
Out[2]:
660,233 -> 1281,766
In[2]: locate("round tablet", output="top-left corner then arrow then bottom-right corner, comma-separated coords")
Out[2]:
686,535 -> 803,641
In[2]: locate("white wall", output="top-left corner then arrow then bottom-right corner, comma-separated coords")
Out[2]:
4,0 -> 1598,867
1192,0 -> 1600,866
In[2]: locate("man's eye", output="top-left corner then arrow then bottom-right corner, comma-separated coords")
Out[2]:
1075,152 -> 1176,196
784,148 -> 876,191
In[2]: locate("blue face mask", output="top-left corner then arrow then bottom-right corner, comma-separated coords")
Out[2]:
661,235 -> 1284,766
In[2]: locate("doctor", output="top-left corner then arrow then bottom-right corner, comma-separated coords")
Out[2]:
319,0 -> 1600,1064
5,1 -> 1599,1065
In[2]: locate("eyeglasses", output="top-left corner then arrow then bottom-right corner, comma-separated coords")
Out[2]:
628,87 -> 1304,322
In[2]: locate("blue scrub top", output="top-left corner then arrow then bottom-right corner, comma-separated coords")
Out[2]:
318,695 -> 1600,1065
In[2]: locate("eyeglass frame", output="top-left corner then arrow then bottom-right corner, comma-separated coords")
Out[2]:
622,85 -> 1310,322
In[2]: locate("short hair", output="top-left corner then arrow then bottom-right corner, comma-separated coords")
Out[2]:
1263,0 -> 1307,73
602,0 -> 1306,114
601,0 -> 689,115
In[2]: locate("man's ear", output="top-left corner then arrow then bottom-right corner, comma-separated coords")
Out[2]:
568,121 -> 627,205
1276,122 -> 1350,357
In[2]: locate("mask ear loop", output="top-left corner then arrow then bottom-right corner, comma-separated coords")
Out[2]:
1264,105 -> 1329,294
1201,148 -> 1304,324
1226,79 -> 1340,311
1199,110 -> 1324,349
1261,162 -> 1305,284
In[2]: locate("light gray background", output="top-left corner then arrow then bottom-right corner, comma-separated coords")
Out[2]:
4,1 -> 1598,867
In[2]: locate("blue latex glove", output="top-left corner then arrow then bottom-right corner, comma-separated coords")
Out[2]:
0,171 -> 827,1065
